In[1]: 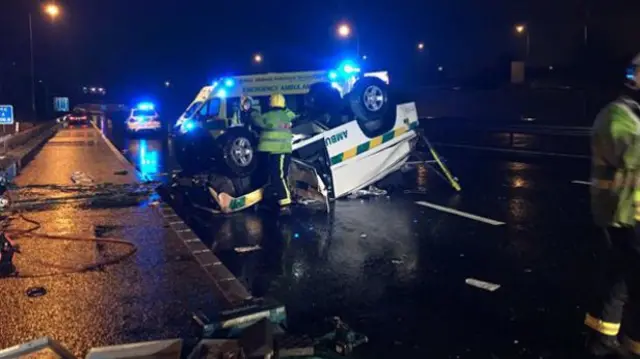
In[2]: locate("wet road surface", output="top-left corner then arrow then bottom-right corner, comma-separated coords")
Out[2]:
0,126 -> 222,357
100,116 -> 601,358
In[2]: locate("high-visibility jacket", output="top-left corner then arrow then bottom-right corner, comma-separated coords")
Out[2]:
252,108 -> 295,154
591,96 -> 640,227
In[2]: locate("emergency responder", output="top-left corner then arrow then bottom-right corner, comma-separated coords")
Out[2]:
585,53 -> 640,358
251,93 -> 296,213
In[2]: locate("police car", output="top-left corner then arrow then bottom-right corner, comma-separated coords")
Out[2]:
126,103 -> 161,134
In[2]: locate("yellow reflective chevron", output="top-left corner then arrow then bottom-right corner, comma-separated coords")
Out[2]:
330,122 -> 417,165
585,313 -> 621,336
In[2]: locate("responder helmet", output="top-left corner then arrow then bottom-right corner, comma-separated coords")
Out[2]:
269,93 -> 286,108
625,53 -> 640,90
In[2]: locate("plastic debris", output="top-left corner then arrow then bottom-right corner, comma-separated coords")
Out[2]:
391,259 -> 403,264
234,245 -> 261,253
71,171 -> 94,185
347,186 -> 388,199
465,278 -> 501,292
297,198 -> 322,206
360,233 -> 367,238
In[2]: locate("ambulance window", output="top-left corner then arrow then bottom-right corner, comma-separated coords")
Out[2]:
184,101 -> 202,118
199,98 -> 221,117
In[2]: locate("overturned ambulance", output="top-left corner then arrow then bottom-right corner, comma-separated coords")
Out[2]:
171,61 -> 426,213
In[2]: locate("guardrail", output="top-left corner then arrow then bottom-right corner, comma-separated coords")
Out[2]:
0,121 -> 57,155
421,117 -> 591,158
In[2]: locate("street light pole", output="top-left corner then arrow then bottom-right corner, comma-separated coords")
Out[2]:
28,13 -> 36,116
525,31 -> 530,60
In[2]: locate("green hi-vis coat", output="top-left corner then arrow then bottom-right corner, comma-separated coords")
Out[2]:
591,97 -> 640,227
252,108 -> 296,154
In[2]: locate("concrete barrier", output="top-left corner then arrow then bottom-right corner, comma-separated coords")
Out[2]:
0,121 -> 60,182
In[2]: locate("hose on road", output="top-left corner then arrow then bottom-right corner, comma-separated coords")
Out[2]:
1,213 -> 138,279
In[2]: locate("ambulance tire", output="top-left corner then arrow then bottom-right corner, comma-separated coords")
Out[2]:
349,77 -> 389,121
218,129 -> 258,177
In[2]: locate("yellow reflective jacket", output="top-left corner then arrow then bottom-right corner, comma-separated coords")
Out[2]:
251,108 -> 296,154
591,97 -> 640,227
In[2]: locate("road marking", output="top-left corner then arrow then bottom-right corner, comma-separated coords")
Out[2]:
571,180 -> 592,186
415,201 -> 505,226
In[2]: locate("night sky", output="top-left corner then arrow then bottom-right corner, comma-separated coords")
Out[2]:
2,0 -> 640,103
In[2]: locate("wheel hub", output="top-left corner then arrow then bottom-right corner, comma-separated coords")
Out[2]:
363,85 -> 385,112
230,137 -> 253,167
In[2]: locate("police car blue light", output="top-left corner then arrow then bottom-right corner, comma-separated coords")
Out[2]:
224,78 -> 235,87
137,102 -> 155,111
328,71 -> 338,80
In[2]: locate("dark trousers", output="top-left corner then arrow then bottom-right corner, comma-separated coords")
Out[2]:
586,226 -> 640,355
263,153 -> 291,207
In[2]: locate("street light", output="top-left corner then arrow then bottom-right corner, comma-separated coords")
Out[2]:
336,22 -> 360,57
44,3 -> 60,19
514,24 -> 530,60
29,3 -> 62,116
417,42 -> 425,51
253,53 -> 263,64
337,24 -> 351,38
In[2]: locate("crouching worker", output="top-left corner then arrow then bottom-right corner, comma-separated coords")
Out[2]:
251,93 -> 296,214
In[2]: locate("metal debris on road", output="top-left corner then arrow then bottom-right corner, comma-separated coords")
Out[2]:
465,278 -> 501,292
347,186 -> 388,199
360,233 -> 367,238
26,286 -> 47,298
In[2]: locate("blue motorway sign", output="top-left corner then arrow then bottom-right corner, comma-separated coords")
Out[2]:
0,105 -> 14,125
54,97 -> 69,112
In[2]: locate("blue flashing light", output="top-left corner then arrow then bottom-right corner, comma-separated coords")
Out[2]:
212,81 -> 219,88
137,102 -> 155,111
339,59 -> 361,74
216,88 -> 227,98
184,120 -> 195,131
328,71 -> 338,80
224,78 -> 235,87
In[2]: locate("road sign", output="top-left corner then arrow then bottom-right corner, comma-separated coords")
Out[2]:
54,97 -> 69,112
0,105 -> 14,125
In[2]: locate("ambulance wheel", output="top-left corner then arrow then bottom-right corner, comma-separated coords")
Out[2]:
350,77 -> 389,122
218,129 -> 258,177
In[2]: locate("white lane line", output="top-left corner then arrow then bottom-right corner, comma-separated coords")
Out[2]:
415,201 -> 505,226
571,180 -> 592,186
